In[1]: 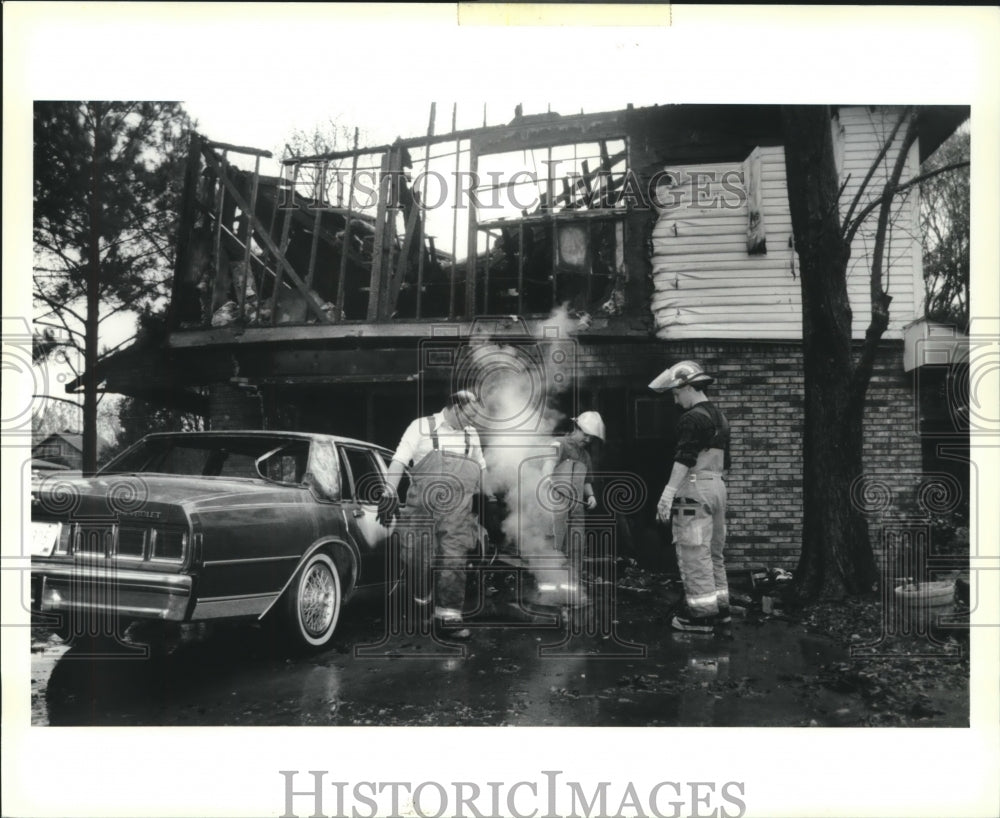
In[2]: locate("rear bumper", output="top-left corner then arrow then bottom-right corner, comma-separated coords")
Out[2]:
34,563 -> 193,622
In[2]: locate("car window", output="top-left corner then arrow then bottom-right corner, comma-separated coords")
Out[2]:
305,439 -> 340,500
218,451 -> 259,478
141,443 -> 213,475
340,447 -> 385,505
256,442 -> 309,483
339,452 -> 353,500
103,436 -> 310,482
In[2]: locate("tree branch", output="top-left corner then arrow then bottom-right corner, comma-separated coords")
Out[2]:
842,107 -> 912,233
34,236 -> 86,274
95,277 -> 171,323
845,160 -> 969,247
32,287 -> 87,327
32,320 -> 84,344
34,394 -> 83,410
97,333 -> 139,359
835,172 -> 852,206
852,111 -> 919,401
130,207 -> 175,264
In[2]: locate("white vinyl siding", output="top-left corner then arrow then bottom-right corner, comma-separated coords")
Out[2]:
650,106 -> 923,341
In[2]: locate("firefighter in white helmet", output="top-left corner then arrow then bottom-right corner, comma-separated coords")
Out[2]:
551,412 -> 605,515
649,361 -> 732,635
533,411 -> 605,606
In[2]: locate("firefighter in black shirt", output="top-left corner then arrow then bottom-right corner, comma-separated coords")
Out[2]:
649,361 -> 732,634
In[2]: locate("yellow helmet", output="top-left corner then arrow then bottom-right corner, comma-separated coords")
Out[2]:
573,411 -> 606,442
648,360 -> 714,393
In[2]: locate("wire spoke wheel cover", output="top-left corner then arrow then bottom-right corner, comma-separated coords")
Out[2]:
288,552 -> 341,648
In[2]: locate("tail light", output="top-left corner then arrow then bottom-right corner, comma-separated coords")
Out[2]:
151,528 -> 187,562
39,522 -> 189,565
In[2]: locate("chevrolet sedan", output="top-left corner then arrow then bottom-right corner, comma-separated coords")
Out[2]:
30,431 -> 408,650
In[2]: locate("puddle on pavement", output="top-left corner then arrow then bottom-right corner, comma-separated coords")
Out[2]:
32,587 -> 967,728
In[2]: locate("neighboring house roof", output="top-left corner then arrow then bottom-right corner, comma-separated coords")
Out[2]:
33,431 -> 112,455
30,458 -> 70,471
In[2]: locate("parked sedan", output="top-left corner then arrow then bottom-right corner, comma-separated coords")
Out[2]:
30,431 -> 412,650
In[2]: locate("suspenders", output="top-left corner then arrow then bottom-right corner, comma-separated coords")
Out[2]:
429,415 -> 471,456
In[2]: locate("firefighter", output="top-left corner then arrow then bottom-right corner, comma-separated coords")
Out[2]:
378,390 -> 487,638
649,361 -> 732,634
547,411 -> 604,552
532,412 -> 604,608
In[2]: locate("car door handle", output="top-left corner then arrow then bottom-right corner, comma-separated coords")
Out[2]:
352,509 -> 365,518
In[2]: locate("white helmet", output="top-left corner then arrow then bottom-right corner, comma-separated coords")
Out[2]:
648,360 -> 714,393
573,411 -> 606,442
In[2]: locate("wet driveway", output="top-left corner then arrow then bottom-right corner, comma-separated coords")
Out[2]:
31,572 -> 968,728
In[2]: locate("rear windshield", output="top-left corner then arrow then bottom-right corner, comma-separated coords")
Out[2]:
101,436 -> 311,484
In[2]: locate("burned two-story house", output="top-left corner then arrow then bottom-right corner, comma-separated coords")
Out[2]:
76,103 -> 969,571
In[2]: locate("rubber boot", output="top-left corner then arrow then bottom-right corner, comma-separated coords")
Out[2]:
714,603 -> 734,639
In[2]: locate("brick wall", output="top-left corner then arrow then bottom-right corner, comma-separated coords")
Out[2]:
574,338 -> 922,571
201,338 -> 923,573
207,382 -> 263,430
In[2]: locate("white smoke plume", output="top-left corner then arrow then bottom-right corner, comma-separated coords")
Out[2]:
466,305 -> 585,586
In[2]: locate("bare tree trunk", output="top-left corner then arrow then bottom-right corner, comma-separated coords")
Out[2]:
83,111 -> 102,476
782,106 -> 880,600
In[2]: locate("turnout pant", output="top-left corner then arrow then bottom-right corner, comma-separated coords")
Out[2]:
400,450 -> 480,618
672,472 -> 729,618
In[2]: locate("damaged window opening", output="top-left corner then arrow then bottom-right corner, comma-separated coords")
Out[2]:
174,133 -> 630,330
471,139 -> 629,318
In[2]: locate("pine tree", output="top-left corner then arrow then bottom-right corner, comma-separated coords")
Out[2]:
33,102 -> 195,473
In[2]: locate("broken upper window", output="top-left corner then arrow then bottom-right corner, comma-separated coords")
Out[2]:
473,139 -> 629,317
475,140 -> 628,217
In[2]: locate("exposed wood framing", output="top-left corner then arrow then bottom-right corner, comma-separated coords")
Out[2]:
335,128 -> 361,323
416,103 -> 435,318
478,209 -> 627,230
239,156 -> 261,317
517,222 -> 525,315
210,149 -> 228,310
270,191 -> 296,325
472,112 -> 627,157
201,148 -> 333,324
205,140 -> 273,158
367,150 -> 394,321
389,204 -> 420,316
284,109 -> 627,166
304,163 -> 323,289
465,147 -> 479,317
449,104 -> 460,320
166,316 -> 649,348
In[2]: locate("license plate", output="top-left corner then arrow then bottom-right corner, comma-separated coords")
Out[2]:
31,522 -> 61,557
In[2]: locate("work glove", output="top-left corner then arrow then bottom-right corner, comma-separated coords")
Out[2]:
655,485 -> 677,524
585,495 -> 597,511
376,485 -> 399,526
